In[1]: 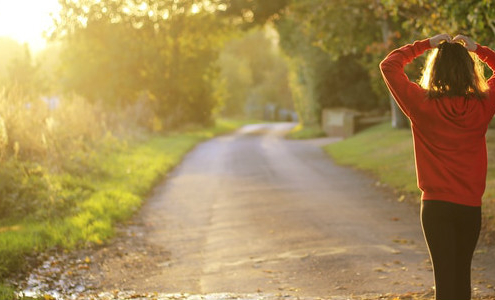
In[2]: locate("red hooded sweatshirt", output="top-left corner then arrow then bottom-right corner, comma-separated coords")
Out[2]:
380,39 -> 495,207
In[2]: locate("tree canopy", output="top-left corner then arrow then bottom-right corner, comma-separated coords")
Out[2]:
218,28 -> 292,117
47,0 -> 495,127
53,0 -> 233,127
268,0 -> 495,125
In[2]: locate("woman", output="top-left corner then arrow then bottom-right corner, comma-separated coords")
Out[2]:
380,34 -> 495,300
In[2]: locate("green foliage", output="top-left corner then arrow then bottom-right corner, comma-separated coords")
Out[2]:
275,16 -> 319,125
285,55 -> 317,125
221,0 -> 289,25
315,54 -> 380,111
0,87 -> 108,163
282,0 -> 495,108
0,117 -> 253,280
55,0 -> 232,127
0,160 -> 59,219
275,14 -> 380,124
218,28 -> 292,118
219,50 -> 252,115
382,0 -> 495,48
276,1 -> 387,116
0,284 -> 16,300
290,0 -> 384,58
59,21 -> 142,106
259,0 -> 495,126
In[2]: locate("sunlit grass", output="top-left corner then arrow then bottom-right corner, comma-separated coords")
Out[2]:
324,122 -> 419,198
0,284 -> 18,300
286,122 -> 326,139
325,122 -> 495,238
0,118 -> 255,283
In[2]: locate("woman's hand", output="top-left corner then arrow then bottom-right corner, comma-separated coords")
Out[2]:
453,35 -> 477,51
429,34 -> 452,47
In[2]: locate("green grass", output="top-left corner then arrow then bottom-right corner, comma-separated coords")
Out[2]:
0,118 -> 255,297
324,122 -> 419,198
324,122 -> 495,236
0,284 -> 16,300
286,123 -> 327,139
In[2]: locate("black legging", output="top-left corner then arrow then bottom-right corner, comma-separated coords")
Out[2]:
421,200 -> 482,300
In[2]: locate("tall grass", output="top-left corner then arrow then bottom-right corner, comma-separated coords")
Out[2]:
0,86 -> 115,221
0,86 -> 256,284
0,87 -> 103,163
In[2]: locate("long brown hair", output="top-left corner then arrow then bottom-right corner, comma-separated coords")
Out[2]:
419,41 -> 488,99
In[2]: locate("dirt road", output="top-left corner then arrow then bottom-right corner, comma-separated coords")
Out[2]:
85,123 -> 495,298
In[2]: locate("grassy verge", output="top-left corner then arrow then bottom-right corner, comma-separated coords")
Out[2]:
286,123 -> 327,139
324,122 -> 418,198
324,122 -> 495,238
0,118 -> 255,299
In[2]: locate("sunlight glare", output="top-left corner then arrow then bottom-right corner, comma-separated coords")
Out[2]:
191,4 -> 200,14
0,0 -> 61,52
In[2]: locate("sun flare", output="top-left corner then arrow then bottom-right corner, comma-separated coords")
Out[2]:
0,0 -> 61,52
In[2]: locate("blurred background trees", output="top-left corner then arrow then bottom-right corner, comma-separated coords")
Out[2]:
2,0 -> 495,132
54,0 -> 232,128
218,28 -> 292,118
220,0 -> 495,126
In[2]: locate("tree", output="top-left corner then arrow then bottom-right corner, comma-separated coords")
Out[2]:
381,0 -> 495,47
59,20 -> 143,106
274,5 -> 381,126
282,0 -> 410,127
6,45 -> 48,98
218,28 -> 292,118
54,0 -> 231,127
0,37 -> 24,85
220,0 -> 289,25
